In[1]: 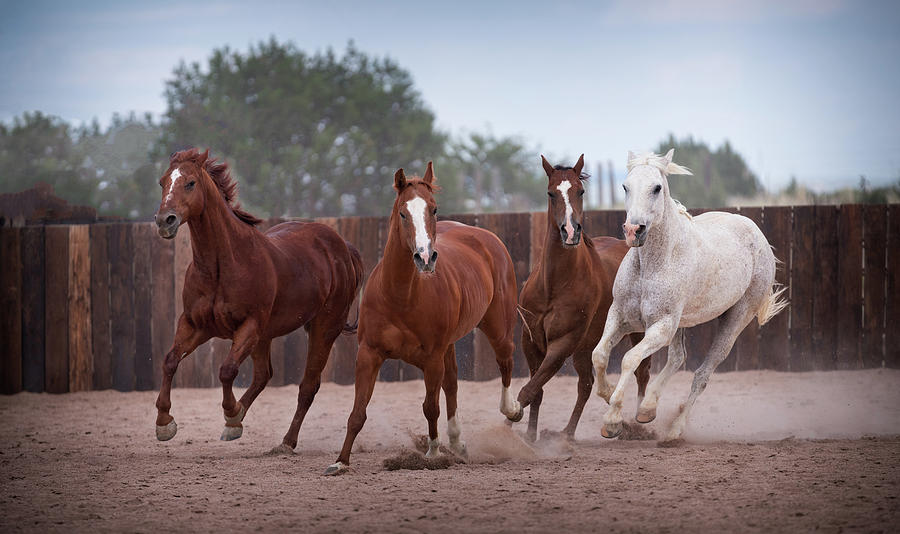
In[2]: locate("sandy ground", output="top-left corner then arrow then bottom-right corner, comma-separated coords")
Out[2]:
1,369 -> 899,533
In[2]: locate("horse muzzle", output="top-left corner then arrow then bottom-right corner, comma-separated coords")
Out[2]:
623,222 -> 647,247
155,212 -> 182,239
559,223 -> 582,247
414,249 -> 438,273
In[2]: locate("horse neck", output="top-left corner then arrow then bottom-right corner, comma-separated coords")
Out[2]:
637,198 -> 688,271
186,187 -> 255,277
380,218 -> 419,300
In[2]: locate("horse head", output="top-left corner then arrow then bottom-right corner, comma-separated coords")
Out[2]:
542,154 -> 587,247
393,161 -> 439,273
155,149 -> 212,239
622,148 -> 692,247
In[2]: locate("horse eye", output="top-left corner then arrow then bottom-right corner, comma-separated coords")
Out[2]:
432,208 -> 437,215
186,181 -> 196,191
653,184 -> 662,194
547,192 -> 555,198
578,190 -> 585,197
622,185 -> 628,193
400,212 -> 406,220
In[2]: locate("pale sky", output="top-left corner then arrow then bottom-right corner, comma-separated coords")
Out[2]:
2,0 -> 899,191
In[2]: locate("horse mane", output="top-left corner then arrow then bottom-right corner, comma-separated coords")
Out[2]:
171,149 -> 262,226
626,152 -> 692,176
553,164 -> 590,181
399,177 -> 442,194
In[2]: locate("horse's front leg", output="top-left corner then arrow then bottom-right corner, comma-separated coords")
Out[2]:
515,331 -> 580,420
219,319 -> 260,441
591,303 -> 629,403
601,318 -> 677,438
155,315 -> 210,441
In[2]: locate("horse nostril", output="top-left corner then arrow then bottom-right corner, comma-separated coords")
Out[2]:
165,215 -> 176,226
430,250 -> 438,263
636,224 -> 646,235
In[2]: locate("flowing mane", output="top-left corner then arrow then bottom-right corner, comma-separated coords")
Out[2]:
170,149 -> 262,226
626,151 -> 692,176
553,164 -> 590,181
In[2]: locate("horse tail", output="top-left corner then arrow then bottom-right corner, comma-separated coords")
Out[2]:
757,283 -> 789,326
342,242 -> 365,335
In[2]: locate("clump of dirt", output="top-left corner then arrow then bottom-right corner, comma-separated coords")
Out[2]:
265,443 -> 295,456
467,424 -> 538,462
657,438 -> 686,448
382,450 -> 457,471
619,421 -> 658,441
534,429 -> 575,459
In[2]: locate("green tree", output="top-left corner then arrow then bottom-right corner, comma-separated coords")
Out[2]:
654,134 -> 761,208
161,39 -> 446,217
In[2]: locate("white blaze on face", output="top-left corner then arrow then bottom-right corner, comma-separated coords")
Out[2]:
166,168 -> 182,204
405,196 -> 431,257
556,180 -> 575,244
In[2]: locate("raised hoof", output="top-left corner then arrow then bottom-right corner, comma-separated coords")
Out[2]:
600,422 -> 623,439
635,407 -> 657,424
505,406 -> 524,423
324,462 -> 349,476
220,424 -> 243,441
156,420 -> 177,441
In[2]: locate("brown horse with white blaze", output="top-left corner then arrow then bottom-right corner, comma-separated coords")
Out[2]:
153,149 -> 363,448
514,155 -> 650,440
325,162 -> 520,475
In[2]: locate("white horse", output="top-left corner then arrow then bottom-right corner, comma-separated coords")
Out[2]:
591,149 -> 787,441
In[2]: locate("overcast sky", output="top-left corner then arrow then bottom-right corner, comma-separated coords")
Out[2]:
2,0 -> 898,191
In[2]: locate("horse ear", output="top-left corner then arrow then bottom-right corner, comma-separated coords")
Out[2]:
541,155 -> 554,178
627,150 -> 637,163
394,168 -> 407,191
573,154 -> 585,176
422,161 -> 435,184
664,148 -> 675,166
198,149 -> 210,166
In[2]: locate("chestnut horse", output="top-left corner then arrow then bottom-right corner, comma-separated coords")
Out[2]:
325,162 -> 520,475
514,155 -> 649,441
153,149 -> 363,449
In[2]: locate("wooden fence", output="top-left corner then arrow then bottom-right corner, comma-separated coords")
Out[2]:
1,204 -> 898,394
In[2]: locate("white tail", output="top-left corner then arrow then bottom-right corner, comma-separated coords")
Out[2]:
757,284 -> 789,326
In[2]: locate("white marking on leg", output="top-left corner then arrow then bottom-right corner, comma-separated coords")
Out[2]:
166,168 -> 182,203
447,416 -> 462,445
425,437 -> 441,458
406,196 -> 431,257
556,180 -> 576,244
499,386 -> 521,418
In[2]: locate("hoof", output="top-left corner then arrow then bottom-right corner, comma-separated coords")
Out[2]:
636,407 -> 657,424
324,462 -> 349,476
600,422 -> 622,439
156,420 -> 177,441
425,438 -> 441,459
268,443 -> 295,455
449,441 -> 468,460
220,424 -> 243,441
505,405 -> 524,423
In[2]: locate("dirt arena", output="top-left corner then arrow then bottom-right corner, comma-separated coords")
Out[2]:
2,369 -> 899,533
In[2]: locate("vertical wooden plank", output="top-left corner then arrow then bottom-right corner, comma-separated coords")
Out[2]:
472,213 -> 506,381
133,224 -> 154,390
44,225 -> 69,393
331,217 -> 361,385
812,206 -> 839,371
67,225 -> 92,392
268,335 -> 286,387
108,224 -> 135,391
90,225 -> 112,389
861,205 -> 886,368
172,229 -> 195,388
149,229 -> 175,390
282,328 -> 306,386
886,205 -> 900,368
453,333 -> 475,381
789,206 -> 815,371
734,207 -> 762,370
21,227 -> 45,392
530,211 -> 547,270
0,228 -> 23,394
758,206 -> 792,371
836,204 -> 863,370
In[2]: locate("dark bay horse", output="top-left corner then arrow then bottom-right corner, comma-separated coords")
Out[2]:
153,149 -> 363,448
325,162 -> 519,475
514,155 -> 650,440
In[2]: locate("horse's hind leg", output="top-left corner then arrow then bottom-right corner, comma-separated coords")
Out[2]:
235,339 -> 273,418
327,344 -> 384,475
637,329 -> 685,424
442,345 -> 467,458
562,350 -> 594,439
665,304 -> 755,442
219,320 -> 261,441
477,301 -> 520,421
282,316 -> 344,450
